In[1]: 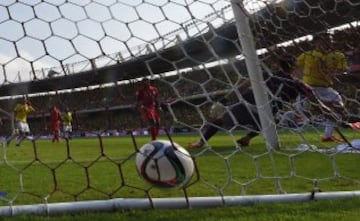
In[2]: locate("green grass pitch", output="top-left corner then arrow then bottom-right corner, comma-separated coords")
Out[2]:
0,130 -> 359,220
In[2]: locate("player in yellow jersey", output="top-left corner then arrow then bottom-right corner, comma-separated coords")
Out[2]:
62,108 -> 73,139
295,33 -> 350,142
7,97 -> 36,146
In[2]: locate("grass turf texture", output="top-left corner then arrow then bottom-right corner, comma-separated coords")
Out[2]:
0,129 -> 359,218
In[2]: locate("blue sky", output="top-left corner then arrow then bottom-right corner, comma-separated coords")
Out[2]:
0,0 -> 269,83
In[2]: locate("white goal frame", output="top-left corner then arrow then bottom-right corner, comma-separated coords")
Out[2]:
1,191 -> 360,216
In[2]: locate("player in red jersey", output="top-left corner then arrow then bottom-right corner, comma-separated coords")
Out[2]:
49,105 -> 61,143
136,78 -> 161,140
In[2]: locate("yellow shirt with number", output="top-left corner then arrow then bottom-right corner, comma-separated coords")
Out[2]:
14,103 -> 34,123
296,50 -> 332,87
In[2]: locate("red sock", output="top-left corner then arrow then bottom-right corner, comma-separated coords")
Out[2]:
151,127 -> 158,140
53,131 -> 60,142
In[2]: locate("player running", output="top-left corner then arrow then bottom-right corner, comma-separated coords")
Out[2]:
7,97 -> 35,146
294,33 -> 359,142
135,78 -> 161,141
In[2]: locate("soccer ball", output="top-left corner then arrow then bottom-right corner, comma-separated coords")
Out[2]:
135,140 -> 194,189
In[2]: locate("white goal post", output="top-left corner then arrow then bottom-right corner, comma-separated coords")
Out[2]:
231,0 -> 278,150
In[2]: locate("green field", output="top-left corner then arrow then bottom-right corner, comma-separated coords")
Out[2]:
1,130 -> 360,220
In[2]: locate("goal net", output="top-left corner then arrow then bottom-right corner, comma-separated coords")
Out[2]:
0,0 -> 360,216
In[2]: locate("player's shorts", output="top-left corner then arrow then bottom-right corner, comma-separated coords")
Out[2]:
16,121 -> 30,134
63,125 -> 72,132
138,107 -> 160,123
296,87 -> 343,112
51,121 -> 61,131
312,87 -> 343,104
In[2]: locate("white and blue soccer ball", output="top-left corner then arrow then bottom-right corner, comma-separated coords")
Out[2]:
135,140 -> 194,189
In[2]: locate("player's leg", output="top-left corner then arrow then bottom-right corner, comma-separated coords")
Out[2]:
69,127 -> 73,139
53,127 -> 60,143
138,107 -> 155,140
51,123 -> 56,142
231,102 -> 261,147
276,110 -> 296,127
67,126 -> 73,139
16,122 -> 29,146
188,119 -> 222,148
189,102 -> 259,148
6,131 -> 18,145
154,111 -> 160,140
62,125 -> 66,139
148,109 -> 160,140
6,122 -> 21,145
56,128 -> 61,142
6,133 -> 18,145
314,87 -> 347,142
236,131 -> 259,147
55,122 -> 61,142
321,120 -> 342,142
149,120 -> 159,140
348,122 -> 360,130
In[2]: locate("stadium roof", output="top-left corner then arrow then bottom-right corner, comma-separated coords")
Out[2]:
0,0 -> 359,96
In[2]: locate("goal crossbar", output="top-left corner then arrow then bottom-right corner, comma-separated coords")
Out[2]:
0,191 -> 359,216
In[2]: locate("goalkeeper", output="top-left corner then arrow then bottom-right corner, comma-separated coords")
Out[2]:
188,59 -> 299,148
